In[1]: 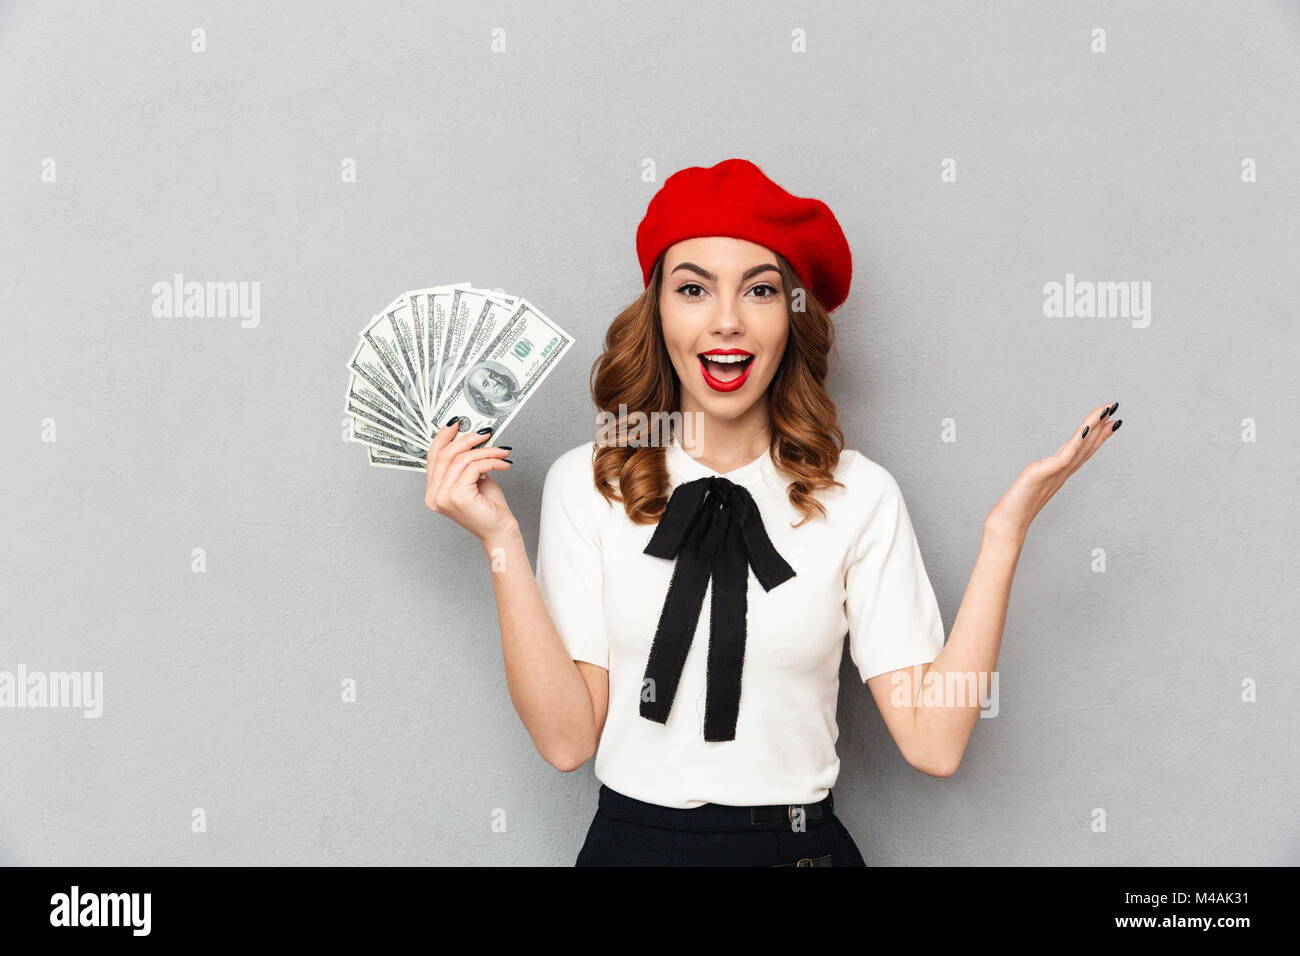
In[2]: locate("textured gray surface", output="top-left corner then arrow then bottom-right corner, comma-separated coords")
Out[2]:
1,0 -> 1297,865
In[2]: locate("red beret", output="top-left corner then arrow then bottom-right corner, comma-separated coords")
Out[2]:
636,158 -> 853,313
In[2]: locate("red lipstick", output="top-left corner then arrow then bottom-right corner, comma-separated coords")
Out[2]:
698,348 -> 755,392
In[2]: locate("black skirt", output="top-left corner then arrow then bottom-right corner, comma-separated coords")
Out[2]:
575,784 -> 867,867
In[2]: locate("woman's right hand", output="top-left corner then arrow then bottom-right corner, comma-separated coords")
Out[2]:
424,420 -> 517,544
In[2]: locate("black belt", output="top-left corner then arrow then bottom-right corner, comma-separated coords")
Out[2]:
749,801 -> 827,825
772,853 -> 833,867
596,784 -> 834,833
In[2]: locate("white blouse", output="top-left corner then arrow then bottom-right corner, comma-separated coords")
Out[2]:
534,432 -> 946,809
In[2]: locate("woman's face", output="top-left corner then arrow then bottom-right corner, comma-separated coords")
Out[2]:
658,236 -> 790,423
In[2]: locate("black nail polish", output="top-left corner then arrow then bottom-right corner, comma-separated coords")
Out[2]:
1111,419 -> 1122,432
1109,402 -> 1119,416
1081,425 -> 1089,439
498,445 -> 512,451
503,458 -> 514,464
476,427 -> 493,435
445,417 -> 458,427
1099,406 -> 1110,422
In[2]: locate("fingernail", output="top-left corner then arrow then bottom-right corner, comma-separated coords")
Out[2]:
1109,402 -> 1119,416
1111,419 -> 1122,432
476,427 -> 493,435
445,417 -> 458,427
1099,406 -> 1110,422
1081,425 -> 1089,439
503,458 -> 514,464
498,445 -> 512,451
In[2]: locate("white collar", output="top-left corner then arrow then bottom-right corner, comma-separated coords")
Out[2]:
665,429 -> 776,490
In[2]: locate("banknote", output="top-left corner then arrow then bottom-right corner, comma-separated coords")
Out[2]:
441,291 -> 518,401
405,282 -> 471,421
350,418 -> 428,460
429,297 -> 574,446
346,335 -> 425,439
360,298 -> 425,423
439,290 -> 520,391
367,445 -> 427,472
346,383 -> 427,448
345,284 -> 572,470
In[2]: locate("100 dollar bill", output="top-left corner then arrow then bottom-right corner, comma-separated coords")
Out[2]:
406,282 -> 471,423
367,445 -> 427,472
430,297 -> 573,445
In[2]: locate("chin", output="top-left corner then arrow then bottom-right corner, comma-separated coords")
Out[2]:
680,380 -> 769,421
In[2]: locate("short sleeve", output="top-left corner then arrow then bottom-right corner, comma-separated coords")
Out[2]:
844,455 -> 946,682
535,443 -> 609,669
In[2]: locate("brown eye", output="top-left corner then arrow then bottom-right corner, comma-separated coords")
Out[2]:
677,283 -> 706,299
748,283 -> 779,298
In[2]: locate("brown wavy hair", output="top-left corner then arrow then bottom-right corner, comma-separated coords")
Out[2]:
590,251 -> 845,527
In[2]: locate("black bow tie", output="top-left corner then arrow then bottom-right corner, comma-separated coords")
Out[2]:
639,475 -> 797,741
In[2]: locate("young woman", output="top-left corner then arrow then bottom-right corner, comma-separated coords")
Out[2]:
423,158 -> 1123,866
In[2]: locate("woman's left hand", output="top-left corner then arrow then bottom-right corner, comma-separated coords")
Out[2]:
985,401 -> 1123,541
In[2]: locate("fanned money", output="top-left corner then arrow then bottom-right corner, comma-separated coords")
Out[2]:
345,283 -> 574,472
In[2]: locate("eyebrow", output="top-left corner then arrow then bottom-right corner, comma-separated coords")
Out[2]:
669,261 -> 781,283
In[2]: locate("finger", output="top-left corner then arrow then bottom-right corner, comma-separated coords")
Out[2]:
1087,401 -> 1120,443
443,445 -> 512,497
428,417 -> 463,455
439,455 -> 512,512
466,455 -> 512,487
425,417 -> 464,487
1078,403 -> 1111,440
1052,419 -> 1092,460
1091,407 -> 1123,451
435,421 -> 494,455
460,460 -> 509,512
1075,403 -> 1122,467
452,427 -> 496,451
1059,402 -> 1115,459
428,423 -> 490,489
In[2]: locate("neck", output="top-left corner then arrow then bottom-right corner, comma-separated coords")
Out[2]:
676,392 -> 771,474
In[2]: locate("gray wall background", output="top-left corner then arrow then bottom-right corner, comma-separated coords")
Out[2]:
1,0 -> 1296,865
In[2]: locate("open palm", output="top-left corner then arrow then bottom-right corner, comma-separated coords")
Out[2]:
987,401 -> 1123,540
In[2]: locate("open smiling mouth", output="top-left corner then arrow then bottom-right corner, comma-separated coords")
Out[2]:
698,349 -> 756,392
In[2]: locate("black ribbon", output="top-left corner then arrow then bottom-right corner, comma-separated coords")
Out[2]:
639,475 -> 797,741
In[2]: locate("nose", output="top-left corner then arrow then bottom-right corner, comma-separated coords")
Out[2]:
710,300 -> 745,338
